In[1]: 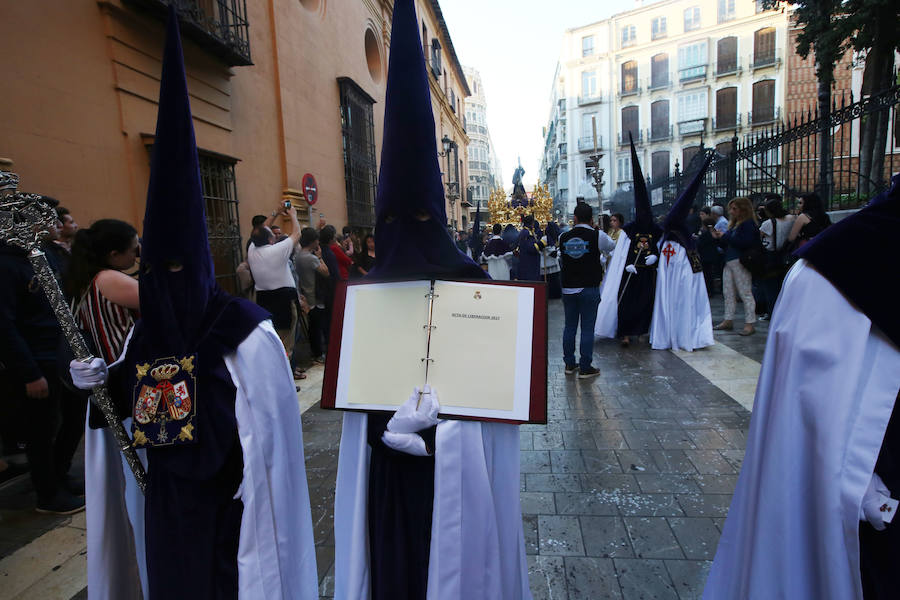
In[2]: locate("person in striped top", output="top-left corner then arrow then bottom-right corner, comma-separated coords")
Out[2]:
67,220 -> 141,361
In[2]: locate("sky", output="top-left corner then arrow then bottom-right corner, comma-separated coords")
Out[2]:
440,0 -> 620,189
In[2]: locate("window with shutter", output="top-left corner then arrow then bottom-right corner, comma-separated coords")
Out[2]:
716,37 -> 738,74
617,155 -> 633,182
753,28 -> 776,67
651,100 -> 670,140
684,7 -> 701,31
682,146 -> 701,170
621,106 -> 640,141
582,70 -> 597,98
621,61 -> 638,94
718,0 -> 735,23
651,54 -> 669,89
715,87 -> 737,129
715,141 -> 732,156
752,80 -> 775,123
678,41 -> 707,81
582,35 -> 594,57
651,17 -> 667,40
652,151 -> 670,182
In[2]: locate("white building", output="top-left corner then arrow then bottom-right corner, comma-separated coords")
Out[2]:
541,0 -> 790,214
464,66 -> 503,228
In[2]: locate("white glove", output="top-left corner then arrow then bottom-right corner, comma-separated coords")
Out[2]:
625,264 -> 638,275
69,357 -> 108,390
387,385 -> 440,434
381,431 -> 431,456
860,472 -> 896,531
644,254 -> 658,266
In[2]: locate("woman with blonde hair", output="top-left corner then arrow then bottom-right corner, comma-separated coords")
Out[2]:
711,197 -> 759,335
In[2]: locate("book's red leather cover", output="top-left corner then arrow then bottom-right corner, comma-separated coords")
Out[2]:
320,278 -> 548,425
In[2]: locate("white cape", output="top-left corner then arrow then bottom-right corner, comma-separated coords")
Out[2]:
703,260 -> 900,600
85,320 -> 318,599
334,413 -> 532,600
595,233 -> 629,338
649,240 -> 713,351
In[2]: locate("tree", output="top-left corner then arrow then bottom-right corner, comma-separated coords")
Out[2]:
764,0 -> 847,199
839,0 -> 900,194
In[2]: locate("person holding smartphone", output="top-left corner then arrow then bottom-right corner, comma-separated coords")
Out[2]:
247,204 -> 302,353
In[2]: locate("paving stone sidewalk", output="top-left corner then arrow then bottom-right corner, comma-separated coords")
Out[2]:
520,296 -> 759,600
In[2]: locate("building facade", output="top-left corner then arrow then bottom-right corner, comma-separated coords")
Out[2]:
1,0 -> 469,291
542,0 -> 791,214
463,66 -> 502,229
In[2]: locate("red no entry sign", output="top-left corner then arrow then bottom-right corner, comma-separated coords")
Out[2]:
302,173 -> 318,206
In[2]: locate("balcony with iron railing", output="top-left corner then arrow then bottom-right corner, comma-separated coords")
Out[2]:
577,136 -> 604,153
618,131 -> 643,146
748,106 -> 781,126
750,50 -> 781,71
648,75 -> 672,92
578,94 -> 606,106
678,118 -> 707,136
714,57 -> 742,77
124,0 -> 252,65
713,113 -> 742,131
648,125 -> 673,142
679,64 -> 707,83
619,83 -> 642,98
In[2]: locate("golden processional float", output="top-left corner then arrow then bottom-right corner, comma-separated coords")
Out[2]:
486,179 -> 554,229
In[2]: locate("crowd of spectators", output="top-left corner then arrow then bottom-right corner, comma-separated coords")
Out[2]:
694,192 -> 832,332
240,207 -> 377,382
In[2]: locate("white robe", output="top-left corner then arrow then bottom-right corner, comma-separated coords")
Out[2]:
649,240 -> 713,351
482,253 -> 512,280
594,232 -> 629,338
703,260 -> 900,599
334,413 -> 531,600
84,320 -> 318,600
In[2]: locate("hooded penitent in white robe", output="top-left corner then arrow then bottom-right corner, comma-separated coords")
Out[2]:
649,239 -> 713,351
334,412 -> 532,600
84,320 -> 318,600
594,232 -> 629,338
703,260 -> 900,599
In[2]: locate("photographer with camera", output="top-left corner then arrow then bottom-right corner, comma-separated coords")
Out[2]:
247,202 -> 302,354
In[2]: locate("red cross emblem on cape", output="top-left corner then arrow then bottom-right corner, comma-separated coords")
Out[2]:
662,243 -> 677,265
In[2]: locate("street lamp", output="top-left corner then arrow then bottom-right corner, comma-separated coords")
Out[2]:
588,151 -> 605,214
439,135 -> 459,229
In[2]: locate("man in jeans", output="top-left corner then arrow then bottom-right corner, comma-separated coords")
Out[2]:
558,202 -> 616,378
295,227 -> 330,361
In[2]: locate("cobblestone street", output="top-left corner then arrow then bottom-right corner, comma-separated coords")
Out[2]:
0,296 -> 764,599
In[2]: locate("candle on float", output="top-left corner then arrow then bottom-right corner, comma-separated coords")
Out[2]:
592,116 -> 598,152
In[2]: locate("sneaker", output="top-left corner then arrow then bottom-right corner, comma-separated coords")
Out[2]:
577,366 -> 601,379
36,490 -> 85,515
564,364 -> 578,375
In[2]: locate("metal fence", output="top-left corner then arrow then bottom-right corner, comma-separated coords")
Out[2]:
638,82 -> 900,214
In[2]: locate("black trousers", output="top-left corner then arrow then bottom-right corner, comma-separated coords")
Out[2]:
0,361 -> 86,499
308,307 -> 327,358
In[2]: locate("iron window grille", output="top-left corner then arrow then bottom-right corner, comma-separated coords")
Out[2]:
124,0 -> 251,66
199,154 -> 243,295
338,78 -> 378,229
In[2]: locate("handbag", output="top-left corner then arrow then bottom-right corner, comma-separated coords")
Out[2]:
739,225 -> 767,276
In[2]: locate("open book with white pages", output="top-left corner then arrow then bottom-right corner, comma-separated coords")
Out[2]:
321,278 -> 547,424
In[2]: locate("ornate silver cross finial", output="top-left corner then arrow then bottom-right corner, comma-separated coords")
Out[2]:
0,190 -> 58,252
